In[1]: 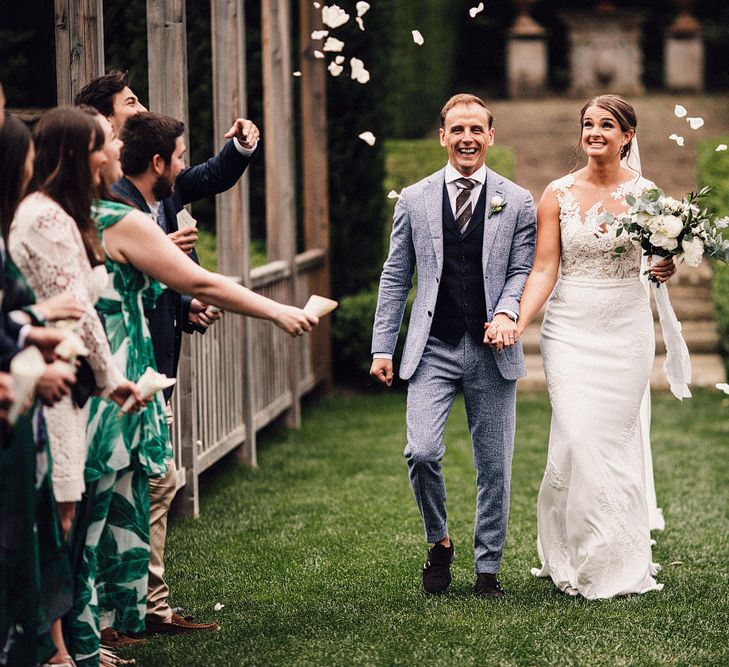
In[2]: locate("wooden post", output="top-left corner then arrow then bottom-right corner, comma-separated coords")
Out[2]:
298,0 -> 333,389
147,0 -> 197,515
54,0 -> 105,105
211,0 -> 258,466
262,0 -> 301,428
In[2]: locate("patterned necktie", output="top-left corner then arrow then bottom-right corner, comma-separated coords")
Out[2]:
454,178 -> 476,231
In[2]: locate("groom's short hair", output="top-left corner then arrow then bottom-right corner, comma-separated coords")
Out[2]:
440,94 -> 493,129
120,112 -> 184,176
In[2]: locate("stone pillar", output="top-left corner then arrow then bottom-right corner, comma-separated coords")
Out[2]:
506,0 -> 548,98
664,0 -> 704,92
560,2 -> 646,97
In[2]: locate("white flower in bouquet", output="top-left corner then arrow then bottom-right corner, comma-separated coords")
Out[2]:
681,237 -> 704,267
649,229 -> 679,252
661,214 -> 683,238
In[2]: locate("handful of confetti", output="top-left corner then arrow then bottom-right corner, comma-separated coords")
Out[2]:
304,295 -> 338,318
120,367 -> 176,414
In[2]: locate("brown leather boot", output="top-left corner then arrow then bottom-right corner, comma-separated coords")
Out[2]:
142,612 -> 220,636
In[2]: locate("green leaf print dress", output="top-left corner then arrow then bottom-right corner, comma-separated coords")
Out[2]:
69,200 -> 172,666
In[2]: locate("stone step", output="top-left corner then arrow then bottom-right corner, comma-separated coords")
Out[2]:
519,353 -> 726,392
520,319 -> 720,354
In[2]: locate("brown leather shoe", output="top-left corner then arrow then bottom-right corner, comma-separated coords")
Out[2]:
100,627 -> 146,648
143,612 -> 220,635
475,573 -> 506,598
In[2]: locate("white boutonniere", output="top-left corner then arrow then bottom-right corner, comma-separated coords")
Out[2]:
488,195 -> 506,218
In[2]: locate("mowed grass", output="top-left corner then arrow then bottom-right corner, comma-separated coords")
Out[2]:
127,389 -> 729,666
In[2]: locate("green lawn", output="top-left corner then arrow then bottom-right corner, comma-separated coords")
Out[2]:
127,389 -> 729,666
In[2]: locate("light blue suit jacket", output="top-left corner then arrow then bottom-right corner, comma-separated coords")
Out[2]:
371,165 -> 537,381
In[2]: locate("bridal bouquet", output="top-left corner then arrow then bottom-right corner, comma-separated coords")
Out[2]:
605,186 -> 729,282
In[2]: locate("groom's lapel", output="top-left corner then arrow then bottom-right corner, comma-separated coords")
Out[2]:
424,169 -> 446,276
482,167 -> 505,271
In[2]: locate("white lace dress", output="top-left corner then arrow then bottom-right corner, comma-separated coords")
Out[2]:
9,193 -> 124,503
531,174 -> 663,599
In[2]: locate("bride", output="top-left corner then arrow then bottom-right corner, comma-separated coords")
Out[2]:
492,95 -> 675,598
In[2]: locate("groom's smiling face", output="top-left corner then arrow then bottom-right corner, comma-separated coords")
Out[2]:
440,103 -> 494,176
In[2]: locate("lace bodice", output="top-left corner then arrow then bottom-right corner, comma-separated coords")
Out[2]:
551,174 -> 655,279
9,193 -> 124,392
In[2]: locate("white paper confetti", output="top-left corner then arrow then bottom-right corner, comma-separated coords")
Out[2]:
313,1 -> 321,7
668,133 -> 685,147
387,190 -> 400,199
314,50 -> 325,59
356,1 -> 370,16
311,30 -> 329,40
350,57 -> 370,84
356,17 -> 365,31
469,3 -> 484,18
323,36 -> 345,52
335,55 -> 345,64
716,144 -> 728,152
717,383 -> 729,394
674,104 -> 688,118
687,117 -> 704,130
293,71 -> 302,77
214,603 -> 225,611
328,61 -> 344,76
358,131 -> 376,146
322,4 -> 350,29
412,30 -> 424,45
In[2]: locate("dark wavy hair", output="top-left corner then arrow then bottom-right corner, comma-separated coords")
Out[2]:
579,94 -> 637,160
74,69 -> 129,117
31,107 -> 105,266
0,113 -> 33,241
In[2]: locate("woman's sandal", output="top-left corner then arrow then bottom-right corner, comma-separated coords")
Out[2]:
100,646 -> 136,666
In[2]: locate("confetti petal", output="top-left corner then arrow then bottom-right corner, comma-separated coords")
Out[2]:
669,561 -> 684,567
322,4 -> 350,29
356,1 -> 370,17
311,30 -> 329,40
350,57 -> 370,84
716,383 -> 729,394
356,16 -> 365,31
323,36 -> 345,52
674,104 -> 688,118
469,3 -> 484,18
335,55 -> 345,64
687,116 -> 704,130
214,603 -> 225,611
358,131 -> 376,146
293,71 -> 302,77
412,29 -> 424,45
328,61 -> 344,76
314,50 -> 325,59
313,2 -> 321,7
716,144 -> 728,152
668,133 -> 685,147
387,190 -> 400,199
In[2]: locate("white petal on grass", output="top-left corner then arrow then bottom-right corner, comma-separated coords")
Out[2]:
358,131 -> 376,146
687,116 -> 704,130
335,55 -> 345,64
674,104 -> 688,118
350,57 -> 370,84
327,61 -> 344,76
387,190 -> 400,199
314,50 -> 325,59
323,36 -> 345,52
412,29 -> 424,45
469,3 -> 485,18
716,144 -> 728,152
311,30 -> 329,40
716,383 -> 729,394
669,561 -> 685,567
322,5 -> 350,29
356,17 -> 365,31
293,71 -> 302,77
356,1 -> 370,17
213,603 -> 225,611
668,133 -> 685,147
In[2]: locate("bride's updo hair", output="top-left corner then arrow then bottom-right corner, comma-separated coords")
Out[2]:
579,94 -> 637,160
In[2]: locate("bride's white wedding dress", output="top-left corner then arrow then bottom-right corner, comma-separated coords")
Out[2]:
531,173 -> 663,599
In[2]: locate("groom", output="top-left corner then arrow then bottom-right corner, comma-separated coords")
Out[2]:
370,94 -> 536,597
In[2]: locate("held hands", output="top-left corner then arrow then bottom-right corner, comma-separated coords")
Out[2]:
370,358 -> 394,387
224,118 -> 260,150
272,304 -> 319,338
649,256 -> 677,283
35,361 -> 76,406
484,313 -> 519,352
168,227 -> 198,254
188,299 -> 223,329
108,380 -> 147,413
25,327 -> 70,363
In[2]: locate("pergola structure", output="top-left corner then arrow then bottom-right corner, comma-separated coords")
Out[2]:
54,0 -> 332,516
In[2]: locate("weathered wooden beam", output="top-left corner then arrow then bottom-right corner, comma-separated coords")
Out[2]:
54,0 -> 104,105
211,0 -> 258,466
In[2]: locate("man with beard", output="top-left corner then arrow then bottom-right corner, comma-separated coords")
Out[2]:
103,109 -> 258,642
